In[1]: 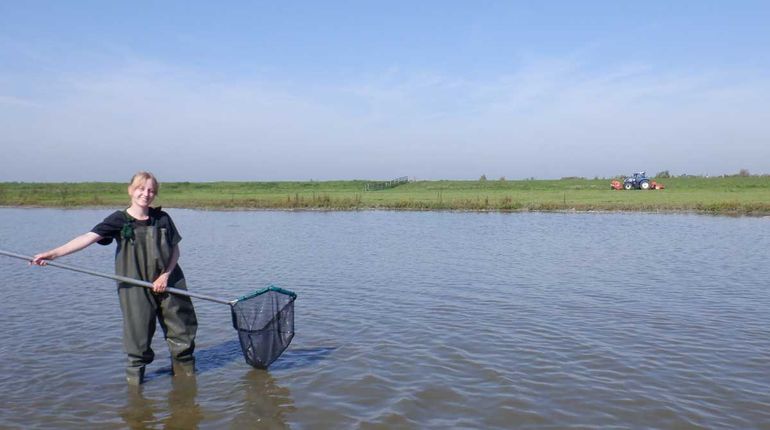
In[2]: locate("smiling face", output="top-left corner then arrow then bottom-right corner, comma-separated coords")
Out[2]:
128,178 -> 158,209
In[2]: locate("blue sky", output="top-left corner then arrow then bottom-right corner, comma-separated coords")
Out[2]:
1,1 -> 768,181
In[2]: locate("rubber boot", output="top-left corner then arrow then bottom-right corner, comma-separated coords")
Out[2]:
172,359 -> 195,377
126,366 -> 146,385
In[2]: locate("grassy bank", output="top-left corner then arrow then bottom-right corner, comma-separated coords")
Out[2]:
1,177 -> 769,215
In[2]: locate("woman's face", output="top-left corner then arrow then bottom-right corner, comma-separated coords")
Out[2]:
129,179 -> 157,208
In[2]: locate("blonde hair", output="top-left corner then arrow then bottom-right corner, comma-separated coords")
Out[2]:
128,171 -> 159,193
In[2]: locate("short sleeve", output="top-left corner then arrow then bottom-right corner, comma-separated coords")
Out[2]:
155,209 -> 182,247
90,211 -> 124,245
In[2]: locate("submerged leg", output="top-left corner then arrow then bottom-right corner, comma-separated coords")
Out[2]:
157,278 -> 198,375
119,284 -> 158,384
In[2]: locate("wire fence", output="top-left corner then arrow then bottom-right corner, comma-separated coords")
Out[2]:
364,176 -> 410,191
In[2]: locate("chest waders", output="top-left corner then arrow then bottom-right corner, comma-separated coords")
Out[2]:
116,214 -> 197,384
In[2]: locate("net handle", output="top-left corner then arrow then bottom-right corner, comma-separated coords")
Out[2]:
0,249 -> 234,305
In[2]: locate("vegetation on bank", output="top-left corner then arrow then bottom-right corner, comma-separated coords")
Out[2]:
1,176 -> 769,215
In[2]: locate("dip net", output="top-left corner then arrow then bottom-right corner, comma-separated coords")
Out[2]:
230,286 -> 297,368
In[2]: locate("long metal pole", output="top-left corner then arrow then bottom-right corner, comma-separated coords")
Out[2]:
0,249 -> 233,305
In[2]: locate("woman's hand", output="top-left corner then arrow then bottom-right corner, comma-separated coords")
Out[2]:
31,251 -> 56,266
153,273 -> 170,293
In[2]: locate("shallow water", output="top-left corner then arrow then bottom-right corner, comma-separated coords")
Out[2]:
1,208 -> 769,429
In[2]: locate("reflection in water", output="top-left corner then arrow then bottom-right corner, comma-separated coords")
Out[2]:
121,387 -> 159,430
271,347 -> 337,370
195,340 -> 243,372
120,374 -> 202,429
230,369 -> 295,430
117,344 -> 329,428
193,339 -> 336,373
165,375 -> 203,429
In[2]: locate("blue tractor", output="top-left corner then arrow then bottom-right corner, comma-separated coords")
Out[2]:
623,172 -> 652,190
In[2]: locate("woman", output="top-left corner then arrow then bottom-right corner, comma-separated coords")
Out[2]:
32,171 -> 197,384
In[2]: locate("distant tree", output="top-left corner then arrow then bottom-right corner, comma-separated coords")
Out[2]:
479,174 -> 487,181
738,168 -> 750,177
656,170 -> 671,178
499,176 -> 506,182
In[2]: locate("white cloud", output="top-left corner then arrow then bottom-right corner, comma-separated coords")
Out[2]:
1,55 -> 768,181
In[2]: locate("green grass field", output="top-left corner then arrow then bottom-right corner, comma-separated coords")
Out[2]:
1,176 -> 769,215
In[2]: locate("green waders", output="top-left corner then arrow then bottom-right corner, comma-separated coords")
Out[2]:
116,216 -> 197,384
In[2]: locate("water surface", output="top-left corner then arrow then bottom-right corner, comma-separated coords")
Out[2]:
1,209 -> 769,429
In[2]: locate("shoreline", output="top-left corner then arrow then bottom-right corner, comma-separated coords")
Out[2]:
2,204 -> 767,217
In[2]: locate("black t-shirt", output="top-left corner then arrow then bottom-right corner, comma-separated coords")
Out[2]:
91,208 -> 182,247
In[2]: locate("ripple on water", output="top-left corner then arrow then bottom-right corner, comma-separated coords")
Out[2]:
2,210 -> 770,429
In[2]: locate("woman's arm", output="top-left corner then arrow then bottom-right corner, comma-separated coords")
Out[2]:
152,244 -> 180,293
31,232 -> 103,265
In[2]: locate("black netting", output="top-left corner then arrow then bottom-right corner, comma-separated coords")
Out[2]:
230,287 -> 296,368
